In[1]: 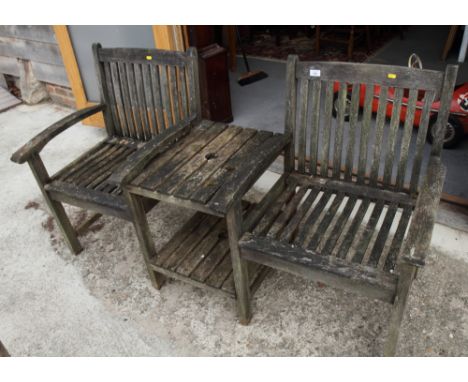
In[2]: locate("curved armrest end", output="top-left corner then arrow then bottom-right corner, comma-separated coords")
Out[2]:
11,104 -> 106,164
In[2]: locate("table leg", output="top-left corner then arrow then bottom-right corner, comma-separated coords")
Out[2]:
124,190 -> 165,289
226,200 -> 252,324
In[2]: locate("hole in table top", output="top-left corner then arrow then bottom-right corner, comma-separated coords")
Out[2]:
205,153 -> 217,160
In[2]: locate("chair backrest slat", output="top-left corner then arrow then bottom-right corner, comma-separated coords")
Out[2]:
344,82 -> 360,181
333,82 -> 348,178
320,81 -> 334,178
395,88 -> 418,191
382,87 -> 404,185
308,79 -> 321,175
93,43 -> 200,142
357,83 -> 374,184
297,78 -> 309,173
409,90 -> 436,193
285,57 -> 457,195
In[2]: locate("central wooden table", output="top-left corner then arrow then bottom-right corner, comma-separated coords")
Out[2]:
123,120 -> 289,319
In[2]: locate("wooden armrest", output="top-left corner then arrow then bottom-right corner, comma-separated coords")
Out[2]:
108,119 -> 193,186
11,104 -> 105,164
402,155 -> 446,267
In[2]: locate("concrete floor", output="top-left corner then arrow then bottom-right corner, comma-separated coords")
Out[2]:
1,102 -> 468,356
230,26 -> 468,199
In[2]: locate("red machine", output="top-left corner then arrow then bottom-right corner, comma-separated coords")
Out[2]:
332,55 -> 468,148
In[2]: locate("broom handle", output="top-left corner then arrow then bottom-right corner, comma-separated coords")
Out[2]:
236,26 -> 251,72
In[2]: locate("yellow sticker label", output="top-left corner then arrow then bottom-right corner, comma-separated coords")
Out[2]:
146,55 -> 152,60
387,73 -> 397,79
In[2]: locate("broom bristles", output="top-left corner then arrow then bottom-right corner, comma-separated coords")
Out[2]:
238,70 -> 268,86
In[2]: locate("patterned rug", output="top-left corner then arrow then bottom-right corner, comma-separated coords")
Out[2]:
238,27 -> 401,62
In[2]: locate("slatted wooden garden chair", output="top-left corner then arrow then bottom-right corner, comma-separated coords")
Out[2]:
11,44 -> 201,263
232,56 -> 458,355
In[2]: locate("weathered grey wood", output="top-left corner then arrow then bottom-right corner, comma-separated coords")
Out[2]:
11,104 -> 105,164
124,190 -> 164,289
110,61 -> 129,137
31,61 -> 69,87
126,62 -> 143,141
344,83 -> 360,181
284,55 -> 298,173
227,200 -> 252,324
409,91 -> 436,193
140,123 -> 226,191
109,120 -> 192,186
383,263 -> 416,356
163,215 -> 219,270
187,47 -> 202,123
395,89 -> 418,190
335,198 -> 371,259
351,199 -> 385,264
308,79 -> 321,175
307,192 -> 345,251
0,25 -> 56,44
296,189 -> 333,247
133,63 -> 151,140
333,82 -> 347,178
429,65 -> 459,157
291,173 -> 415,207
366,203 -> 398,267
207,133 -> 289,214
297,78 -> 309,173
383,206 -> 412,272
176,219 -> 226,276
98,47 -> 188,66
178,66 -> 189,120
320,81 -> 334,178
118,61 -> 137,139
402,156 -> 446,267
244,176 -> 287,231
168,65 -> 180,124
103,62 -> 122,136
0,35 -> 63,66
156,126 -> 243,195
321,195 -> 357,256
254,182 -> 297,236
240,233 -> 397,303
172,128 -> 256,199
28,154 -> 82,254
190,131 -> 274,205
369,86 -> 389,186
267,186 -> 308,238
382,88 -> 404,185
297,61 -> 444,91
155,212 -> 206,266
357,83 -> 374,184
131,121 -> 215,185
279,187 -> 321,242
46,180 -> 130,220
142,63 -> 159,135
159,65 -> 173,129
92,43 -> 114,137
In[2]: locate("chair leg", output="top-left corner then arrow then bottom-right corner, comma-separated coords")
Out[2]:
226,201 -> 252,325
27,155 -> 83,255
124,190 -> 165,290
383,263 -> 417,356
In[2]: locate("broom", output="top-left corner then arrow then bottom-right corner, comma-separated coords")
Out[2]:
236,27 -> 268,86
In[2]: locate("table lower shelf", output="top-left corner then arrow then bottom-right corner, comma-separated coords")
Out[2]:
149,205 -> 269,298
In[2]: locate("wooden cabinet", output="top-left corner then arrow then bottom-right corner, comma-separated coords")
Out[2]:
198,43 -> 233,123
